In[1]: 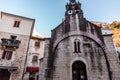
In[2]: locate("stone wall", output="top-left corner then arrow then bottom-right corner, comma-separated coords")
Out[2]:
39,38 -> 50,80
48,36 -> 109,80
103,35 -> 120,79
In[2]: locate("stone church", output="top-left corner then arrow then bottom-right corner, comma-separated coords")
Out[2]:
40,0 -> 120,80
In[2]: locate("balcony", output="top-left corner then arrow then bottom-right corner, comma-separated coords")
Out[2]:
1,38 -> 21,49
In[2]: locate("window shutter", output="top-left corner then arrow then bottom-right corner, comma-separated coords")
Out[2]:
8,51 -> 12,60
14,21 -> 17,27
17,21 -> 20,27
2,51 -> 5,59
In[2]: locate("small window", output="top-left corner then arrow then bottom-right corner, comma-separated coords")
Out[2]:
83,37 -> 89,42
35,41 -> 40,47
2,51 -> 13,60
83,43 -> 92,52
32,56 -> 38,63
74,39 -> 81,53
10,35 -> 17,40
13,21 -> 20,27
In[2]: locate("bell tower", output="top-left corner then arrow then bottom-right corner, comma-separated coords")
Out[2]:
65,0 -> 83,18
65,0 -> 88,31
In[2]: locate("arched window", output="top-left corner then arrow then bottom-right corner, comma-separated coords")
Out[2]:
72,61 -> 87,80
74,39 -> 81,53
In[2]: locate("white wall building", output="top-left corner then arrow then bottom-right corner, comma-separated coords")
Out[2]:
23,30 -> 45,80
0,12 -> 35,80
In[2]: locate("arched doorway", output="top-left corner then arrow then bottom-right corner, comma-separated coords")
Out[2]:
72,61 -> 87,80
0,70 -> 11,80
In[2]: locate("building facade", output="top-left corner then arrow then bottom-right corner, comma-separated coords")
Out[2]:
0,12 -> 35,80
41,0 -> 120,80
24,30 -> 45,80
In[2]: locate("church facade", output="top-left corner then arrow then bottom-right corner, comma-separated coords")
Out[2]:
40,0 -> 120,80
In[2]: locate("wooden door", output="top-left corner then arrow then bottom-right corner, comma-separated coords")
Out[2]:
0,70 -> 10,80
72,61 -> 87,80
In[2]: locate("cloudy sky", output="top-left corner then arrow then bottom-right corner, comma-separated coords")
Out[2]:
0,0 -> 120,37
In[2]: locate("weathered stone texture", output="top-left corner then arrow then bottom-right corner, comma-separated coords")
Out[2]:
103,35 -> 120,79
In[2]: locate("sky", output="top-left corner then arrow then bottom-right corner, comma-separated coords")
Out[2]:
0,0 -> 120,37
